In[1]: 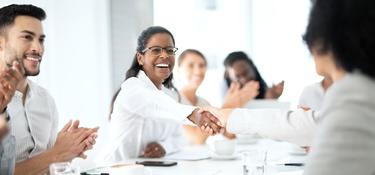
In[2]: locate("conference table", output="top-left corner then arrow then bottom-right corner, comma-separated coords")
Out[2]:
93,138 -> 306,175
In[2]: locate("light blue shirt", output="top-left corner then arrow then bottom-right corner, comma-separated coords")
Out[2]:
0,132 -> 16,175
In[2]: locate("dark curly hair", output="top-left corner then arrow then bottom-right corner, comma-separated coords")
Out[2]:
303,0 -> 375,78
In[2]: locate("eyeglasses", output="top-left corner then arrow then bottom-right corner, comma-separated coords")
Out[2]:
142,46 -> 178,56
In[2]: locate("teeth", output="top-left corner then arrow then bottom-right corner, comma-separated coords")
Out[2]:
26,57 -> 40,62
156,63 -> 169,68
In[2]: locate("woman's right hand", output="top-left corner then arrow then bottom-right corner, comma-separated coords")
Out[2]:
144,142 -> 166,158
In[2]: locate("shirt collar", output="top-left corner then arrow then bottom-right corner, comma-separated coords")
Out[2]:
14,79 -> 35,99
137,70 -> 161,91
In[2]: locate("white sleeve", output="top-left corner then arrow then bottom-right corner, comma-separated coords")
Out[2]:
47,96 -> 59,148
226,108 -> 318,146
298,87 -> 310,107
120,79 -> 196,121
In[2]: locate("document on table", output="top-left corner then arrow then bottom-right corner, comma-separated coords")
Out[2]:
163,145 -> 211,161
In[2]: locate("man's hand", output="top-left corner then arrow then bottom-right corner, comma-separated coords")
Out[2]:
66,120 -> 99,159
222,81 -> 259,108
0,61 -> 23,111
51,120 -> 99,162
144,142 -> 166,158
188,108 -> 224,135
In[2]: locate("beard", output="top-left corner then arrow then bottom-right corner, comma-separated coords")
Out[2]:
22,59 -> 40,76
24,67 -> 40,76
4,44 -> 41,76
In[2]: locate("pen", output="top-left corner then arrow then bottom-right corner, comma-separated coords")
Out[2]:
279,163 -> 304,166
80,173 -> 109,175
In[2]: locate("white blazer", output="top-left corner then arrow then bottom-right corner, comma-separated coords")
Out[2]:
103,71 -> 195,163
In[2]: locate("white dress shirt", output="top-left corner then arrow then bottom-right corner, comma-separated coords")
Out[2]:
299,81 -> 325,111
9,79 -> 58,162
104,71 -> 196,163
304,72 -> 375,175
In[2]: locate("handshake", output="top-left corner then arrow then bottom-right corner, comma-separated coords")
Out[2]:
187,107 -> 232,135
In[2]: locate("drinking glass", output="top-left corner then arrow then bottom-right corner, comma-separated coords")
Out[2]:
241,149 -> 267,175
49,162 -> 80,175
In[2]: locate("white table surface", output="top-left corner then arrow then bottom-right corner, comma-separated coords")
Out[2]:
93,139 -> 306,175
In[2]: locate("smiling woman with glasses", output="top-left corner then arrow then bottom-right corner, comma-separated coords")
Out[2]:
104,26 -> 223,162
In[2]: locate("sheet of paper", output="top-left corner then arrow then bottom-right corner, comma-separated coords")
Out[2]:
163,145 -> 211,161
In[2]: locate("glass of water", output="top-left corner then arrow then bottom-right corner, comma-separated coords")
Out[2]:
49,162 -> 80,175
241,149 -> 267,175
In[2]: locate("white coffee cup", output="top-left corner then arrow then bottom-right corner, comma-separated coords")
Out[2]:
110,164 -> 145,175
213,139 -> 236,156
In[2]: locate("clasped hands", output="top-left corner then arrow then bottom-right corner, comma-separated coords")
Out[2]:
188,107 -> 228,136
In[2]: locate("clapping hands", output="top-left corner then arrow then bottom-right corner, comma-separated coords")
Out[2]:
222,81 -> 259,108
52,120 -> 99,161
265,80 -> 284,99
0,61 -> 23,112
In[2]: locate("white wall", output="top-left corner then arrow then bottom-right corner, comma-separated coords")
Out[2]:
154,0 -> 320,108
250,0 -> 320,108
111,0 -> 154,91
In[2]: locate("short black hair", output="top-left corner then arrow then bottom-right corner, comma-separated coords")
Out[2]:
223,51 -> 268,99
0,4 -> 46,35
303,0 -> 375,78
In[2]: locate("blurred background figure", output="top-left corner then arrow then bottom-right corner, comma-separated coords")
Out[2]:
177,49 -> 210,107
222,51 -> 284,104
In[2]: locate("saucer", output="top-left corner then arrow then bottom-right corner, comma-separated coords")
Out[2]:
210,153 -> 240,160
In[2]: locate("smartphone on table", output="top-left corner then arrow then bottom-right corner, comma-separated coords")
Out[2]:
135,161 -> 177,167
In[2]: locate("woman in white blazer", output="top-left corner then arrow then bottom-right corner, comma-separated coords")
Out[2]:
104,26 -> 223,162
214,0 -> 375,174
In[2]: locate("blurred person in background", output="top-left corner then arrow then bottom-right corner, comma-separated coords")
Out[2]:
176,49 -> 258,144
222,51 -> 284,103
